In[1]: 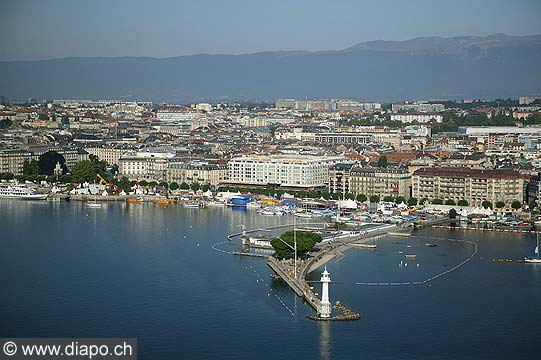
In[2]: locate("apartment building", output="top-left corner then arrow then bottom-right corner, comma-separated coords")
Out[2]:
412,167 -> 526,207
166,162 -> 227,186
348,166 -> 411,198
85,146 -> 127,165
328,163 -> 354,195
0,149 -> 34,175
390,113 -> 443,123
227,155 -> 345,189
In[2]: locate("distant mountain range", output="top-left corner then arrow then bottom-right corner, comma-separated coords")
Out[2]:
1,34 -> 540,103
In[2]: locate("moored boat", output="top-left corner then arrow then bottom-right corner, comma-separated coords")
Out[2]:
0,184 -> 49,200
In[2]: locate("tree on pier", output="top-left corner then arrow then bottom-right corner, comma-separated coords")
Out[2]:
271,231 -> 322,259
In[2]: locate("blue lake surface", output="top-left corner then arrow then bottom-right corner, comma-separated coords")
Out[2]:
1,200 -> 539,359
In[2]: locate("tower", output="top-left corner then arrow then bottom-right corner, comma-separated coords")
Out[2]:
319,266 -> 332,318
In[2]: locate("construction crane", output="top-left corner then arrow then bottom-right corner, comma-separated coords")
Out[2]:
96,173 -> 108,185
439,138 -> 448,164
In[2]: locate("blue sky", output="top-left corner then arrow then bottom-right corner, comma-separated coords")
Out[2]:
1,0 -> 540,60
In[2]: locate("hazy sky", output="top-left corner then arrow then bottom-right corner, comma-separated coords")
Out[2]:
1,0 -> 540,60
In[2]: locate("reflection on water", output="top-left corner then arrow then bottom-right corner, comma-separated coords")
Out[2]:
319,322 -> 331,360
1,200 -> 540,360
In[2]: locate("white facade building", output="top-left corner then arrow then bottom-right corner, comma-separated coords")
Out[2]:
390,113 -> 443,123
227,155 -> 345,188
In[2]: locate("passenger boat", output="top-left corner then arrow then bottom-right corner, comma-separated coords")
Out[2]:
153,199 -> 171,206
0,184 -> 48,200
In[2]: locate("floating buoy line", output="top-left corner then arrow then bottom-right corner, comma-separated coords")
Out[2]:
355,236 -> 478,286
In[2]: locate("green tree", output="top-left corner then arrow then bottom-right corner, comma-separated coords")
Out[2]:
201,184 -> 211,192
179,182 -> 190,190
169,182 -> 179,190
345,193 -> 356,200
72,160 -> 96,183
22,159 -> 39,176
118,177 -> 132,193
369,195 -> 380,203
432,198 -> 443,205
495,201 -> 505,209
419,198 -> 429,205
445,199 -> 456,205
377,155 -> 388,168
159,181 -> 169,189
270,231 -> 322,259
395,196 -> 406,204
356,194 -> 367,202
321,191 -> 330,200
190,182 -> 200,191
38,151 -> 67,176
308,190 -> 318,199
0,172 -> 14,180
407,197 -> 418,206
482,200 -> 493,209
0,118 -> 13,129
511,200 -> 522,210
457,199 -> 469,206
331,192 -> 341,200
89,154 -> 107,176
383,195 -> 394,202
449,208 -> 457,219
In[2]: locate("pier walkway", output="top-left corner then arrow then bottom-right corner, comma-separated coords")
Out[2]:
267,223 -> 401,316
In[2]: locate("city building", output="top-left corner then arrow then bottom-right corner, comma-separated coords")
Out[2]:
348,166 -> 411,198
328,163 -> 354,195
412,167 -> 526,207
119,148 -> 176,181
85,147 -> 127,165
0,149 -> 34,175
166,161 -> 227,186
227,155 -> 345,189
392,103 -> 445,112
390,113 -> 443,123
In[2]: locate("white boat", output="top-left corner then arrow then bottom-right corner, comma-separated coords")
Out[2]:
0,185 -> 48,200
207,201 -> 226,207
295,211 -> 315,218
183,202 -> 200,208
86,202 -> 102,208
524,234 -> 541,263
246,201 -> 262,209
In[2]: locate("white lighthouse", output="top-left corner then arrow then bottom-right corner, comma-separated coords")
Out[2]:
319,266 -> 332,318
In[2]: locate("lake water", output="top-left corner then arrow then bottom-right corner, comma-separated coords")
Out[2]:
1,200 -> 539,359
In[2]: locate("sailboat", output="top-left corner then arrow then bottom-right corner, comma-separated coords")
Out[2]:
86,184 -> 102,208
524,233 -> 541,263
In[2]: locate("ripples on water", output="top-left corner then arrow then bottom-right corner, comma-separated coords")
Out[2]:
0,200 -> 539,359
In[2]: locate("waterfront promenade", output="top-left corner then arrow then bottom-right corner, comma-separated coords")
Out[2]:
266,223 -> 399,318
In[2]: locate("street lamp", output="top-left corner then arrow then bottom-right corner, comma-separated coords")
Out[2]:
276,234 -> 298,279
